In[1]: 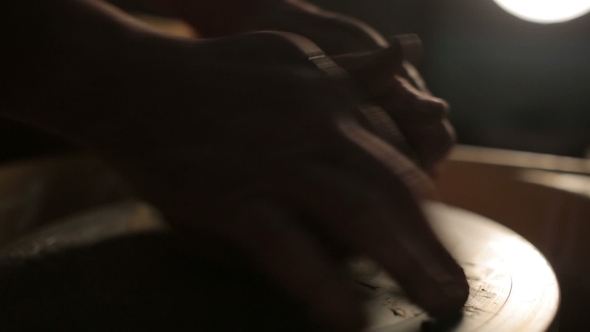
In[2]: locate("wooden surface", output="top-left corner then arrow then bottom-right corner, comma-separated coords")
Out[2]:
436,146 -> 590,331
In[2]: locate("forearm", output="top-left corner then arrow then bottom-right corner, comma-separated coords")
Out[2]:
146,0 -> 262,37
1,0 -> 194,151
145,0 -> 387,53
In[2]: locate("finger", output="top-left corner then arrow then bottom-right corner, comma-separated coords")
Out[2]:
206,31 -> 327,68
332,45 -> 454,170
387,34 -> 424,65
330,34 -> 423,97
376,77 -> 454,168
378,76 -> 450,125
333,113 -> 437,198
225,199 -> 366,332
399,61 -> 430,93
320,119 -> 469,317
353,103 -> 422,167
403,118 -> 456,169
275,161 -> 467,318
331,41 -> 404,95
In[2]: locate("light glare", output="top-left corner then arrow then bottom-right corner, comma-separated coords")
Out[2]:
494,0 -> 590,23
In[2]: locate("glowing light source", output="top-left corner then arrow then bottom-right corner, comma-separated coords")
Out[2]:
493,0 -> 590,23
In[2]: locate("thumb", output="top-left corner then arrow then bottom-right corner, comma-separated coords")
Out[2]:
388,34 -> 424,65
332,34 -> 423,96
331,42 -> 403,94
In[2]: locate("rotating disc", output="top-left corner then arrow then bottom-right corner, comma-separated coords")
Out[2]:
0,202 -> 559,331
354,203 -> 559,332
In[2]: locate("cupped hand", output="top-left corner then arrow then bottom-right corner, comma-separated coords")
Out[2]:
91,31 -> 468,331
258,0 -> 456,171
331,39 -> 456,171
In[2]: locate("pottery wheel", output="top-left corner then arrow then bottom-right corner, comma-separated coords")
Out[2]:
355,203 -> 559,332
0,202 -> 559,331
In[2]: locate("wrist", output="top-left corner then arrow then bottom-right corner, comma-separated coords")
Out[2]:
147,0 -> 263,37
259,0 -> 388,54
2,0 -> 204,155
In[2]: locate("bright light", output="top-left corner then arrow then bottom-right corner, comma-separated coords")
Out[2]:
494,0 -> 590,23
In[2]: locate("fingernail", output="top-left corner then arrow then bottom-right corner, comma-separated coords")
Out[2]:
442,279 -> 470,304
432,277 -> 470,318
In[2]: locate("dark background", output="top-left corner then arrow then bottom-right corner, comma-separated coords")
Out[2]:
312,0 -> 590,157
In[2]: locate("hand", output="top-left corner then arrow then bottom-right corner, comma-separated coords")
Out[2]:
331,40 -> 456,172
86,31 -> 468,331
259,0 -> 456,172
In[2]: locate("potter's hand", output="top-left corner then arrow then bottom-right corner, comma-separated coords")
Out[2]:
150,0 -> 456,171
99,32 -> 468,331
2,1 -> 468,328
331,39 -> 456,171
260,1 -> 456,171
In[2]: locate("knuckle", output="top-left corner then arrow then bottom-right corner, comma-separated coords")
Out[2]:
228,31 -> 326,65
411,120 -> 456,166
385,76 -> 449,122
406,95 -> 449,123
